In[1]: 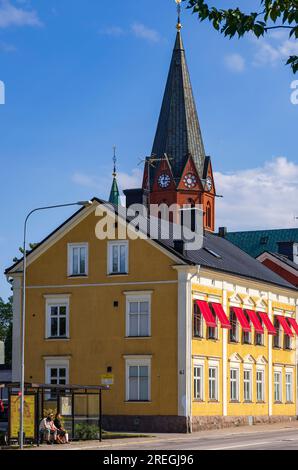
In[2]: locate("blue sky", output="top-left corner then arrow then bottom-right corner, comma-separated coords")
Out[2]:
0,0 -> 298,300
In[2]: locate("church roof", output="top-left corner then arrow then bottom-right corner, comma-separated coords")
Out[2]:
151,31 -> 206,185
109,177 -> 120,206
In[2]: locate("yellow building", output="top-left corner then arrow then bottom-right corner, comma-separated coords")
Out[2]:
5,26 -> 298,433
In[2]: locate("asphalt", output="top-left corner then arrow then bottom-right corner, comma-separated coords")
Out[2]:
31,420 -> 298,451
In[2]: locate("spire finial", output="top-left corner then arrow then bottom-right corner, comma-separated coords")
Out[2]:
175,0 -> 182,31
112,145 -> 117,177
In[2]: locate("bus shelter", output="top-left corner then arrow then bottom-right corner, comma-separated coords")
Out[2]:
1,382 -> 110,446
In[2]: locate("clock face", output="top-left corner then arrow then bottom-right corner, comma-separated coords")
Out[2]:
183,172 -> 197,189
158,173 -> 171,189
205,176 -> 212,192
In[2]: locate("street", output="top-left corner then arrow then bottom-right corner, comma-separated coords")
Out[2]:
56,422 -> 298,451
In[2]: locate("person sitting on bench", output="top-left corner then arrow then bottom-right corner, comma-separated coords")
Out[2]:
54,413 -> 69,444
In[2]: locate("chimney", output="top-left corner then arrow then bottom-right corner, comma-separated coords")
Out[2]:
218,227 -> 227,238
174,240 -> 185,256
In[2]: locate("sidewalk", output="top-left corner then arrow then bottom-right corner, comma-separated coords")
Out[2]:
27,419 -> 298,450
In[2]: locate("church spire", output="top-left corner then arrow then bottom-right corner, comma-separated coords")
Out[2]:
151,5 -> 206,184
109,146 -> 121,205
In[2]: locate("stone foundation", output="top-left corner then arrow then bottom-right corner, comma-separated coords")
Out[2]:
102,414 -> 297,434
191,415 -> 297,432
102,415 -> 189,433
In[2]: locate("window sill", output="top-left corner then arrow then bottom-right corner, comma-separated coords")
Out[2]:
125,401 -> 151,403
193,336 -> 204,340
255,344 -> 265,347
193,399 -> 204,403
243,401 -> 253,404
108,273 -> 129,277
273,346 -> 282,350
256,401 -> 266,404
125,336 -> 151,339
45,337 -> 70,341
229,341 -> 239,344
229,400 -> 240,404
284,348 -> 293,351
207,338 -> 219,342
208,400 -> 219,403
274,401 -> 283,404
286,401 -> 294,404
68,275 -> 88,278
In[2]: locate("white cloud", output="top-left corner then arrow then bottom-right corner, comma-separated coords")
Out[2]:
0,40 -> 16,52
72,168 -> 143,195
99,26 -> 125,37
215,157 -> 298,230
224,53 -> 245,73
0,0 -> 42,28
131,22 -> 161,43
252,35 -> 298,67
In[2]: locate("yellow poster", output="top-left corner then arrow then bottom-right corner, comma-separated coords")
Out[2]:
100,373 -> 114,386
10,395 -> 36,439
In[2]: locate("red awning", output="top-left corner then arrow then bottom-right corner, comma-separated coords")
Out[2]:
287,317 -> 298,335
195,300 -> 216,327
258,312 -> 276,335
210,303 -> 231,329
245,310 -> 264,334
231,307 -> 251,332
276,315 -> 294,337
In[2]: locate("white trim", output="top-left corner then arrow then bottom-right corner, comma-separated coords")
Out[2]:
107,240 -> 129,275
243,367 -> 253,402
268,299 -> 273,415
257,252 -> 298,277
208,362 -> 219,401
125,293 -> 151,337
26,280 -> 178,289
125,356 -> 151,402
68,242 -> 89,277
45,296 -> 70,339
222,287 -> 228,416
45,358 -> 69,385
230,366 -> 240,401
256,368 -> 265,402
193,361 -> 204,401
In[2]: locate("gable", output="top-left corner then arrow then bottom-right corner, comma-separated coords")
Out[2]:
177,154 -> 203,192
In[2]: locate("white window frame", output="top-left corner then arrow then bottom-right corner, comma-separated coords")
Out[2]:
45,296 -> 70,339
125,294 -> 151,337
243,368 -> 252,402
230,367 -> 239,401
68,242 -> 88,276
125,356 -> 151,402
229,308 -> 239,343
208,361 -> 219,401
285,369 -> 293,402
256,368 -> 265,402
45,358 -> 69,399
108,240 -> 129,275
274,369 -> 282,402
193,360 -> 204,401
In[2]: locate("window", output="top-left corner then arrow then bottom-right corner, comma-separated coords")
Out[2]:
193,302 -> 203,338
229,309 -> 239,343
208,366 -> 218,401
273,317 -> 281,348
68,243 -> 88,276
207,315 -> 218,340
194,364 -> 204,400
206,202 -> 212,229
126,295 -> 151,337
284,333 -> 292,350
244,369 -> 252,402
45,297 -> 70,339
242,311 -> 251,344
125,357 -> 151,401
274,371 -> 282,402
286,371 -> 293,402
256,370 -> 265,402
230,368 -> 239,401
45,359 -> 69,400
255,313 -> 264,346
108,241 -> 128,275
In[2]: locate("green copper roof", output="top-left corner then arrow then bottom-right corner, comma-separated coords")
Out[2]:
225,229 -> 298,258
109,177 -> 120,206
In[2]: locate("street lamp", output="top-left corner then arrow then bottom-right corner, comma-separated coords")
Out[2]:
19,200 -> 92,449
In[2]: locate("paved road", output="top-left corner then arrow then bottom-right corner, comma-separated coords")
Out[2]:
70,426 -> 298,451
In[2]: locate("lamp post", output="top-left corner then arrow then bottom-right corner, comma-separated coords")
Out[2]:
19,200 -> 92,449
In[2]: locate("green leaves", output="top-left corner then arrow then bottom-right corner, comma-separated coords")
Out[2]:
185,0 -> 298,73
287,55 -> 298,72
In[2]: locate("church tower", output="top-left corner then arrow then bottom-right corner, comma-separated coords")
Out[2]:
142,9 -> 216,232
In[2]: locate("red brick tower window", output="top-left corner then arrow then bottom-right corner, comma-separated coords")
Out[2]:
206,202 -> 212,229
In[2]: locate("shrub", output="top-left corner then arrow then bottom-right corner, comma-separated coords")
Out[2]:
75,423 -> 99,441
